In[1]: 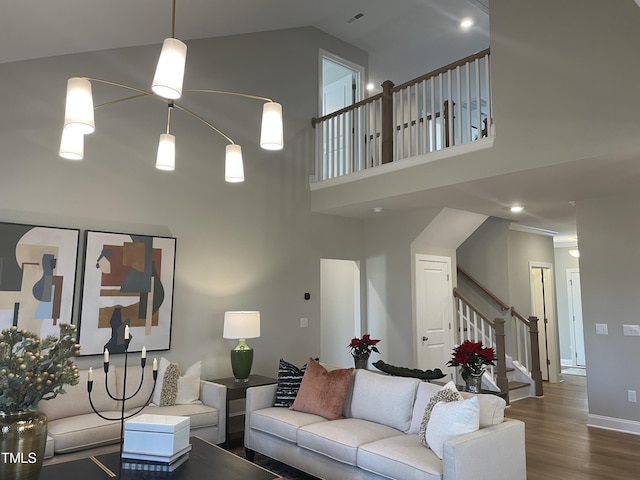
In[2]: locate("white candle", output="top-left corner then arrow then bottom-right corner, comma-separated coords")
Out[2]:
153,358 -> 158,371
141,346 -> 146,359
88,367 -> 93,382
104,348 -> 109,363
124,325 -> 130,340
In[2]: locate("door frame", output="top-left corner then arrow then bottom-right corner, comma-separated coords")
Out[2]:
566,268 -> 585,368
529,261 -> 561,383
318,49 -> 365,115
414,254 -> 454,374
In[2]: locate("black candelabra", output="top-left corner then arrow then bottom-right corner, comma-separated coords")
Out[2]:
87,326 -> 158,472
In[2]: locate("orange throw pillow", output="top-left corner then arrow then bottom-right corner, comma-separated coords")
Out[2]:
290,358 -> 354,420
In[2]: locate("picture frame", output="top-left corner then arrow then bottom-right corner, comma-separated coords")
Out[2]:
0,222 -> 80,338
78,230 -> 176,356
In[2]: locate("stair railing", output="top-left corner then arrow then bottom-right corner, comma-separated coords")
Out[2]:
311,49 -> 491,182
510,308 -> 544,397
453,288 -> 508,402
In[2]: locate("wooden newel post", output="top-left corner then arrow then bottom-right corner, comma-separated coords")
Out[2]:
381,80 -> 395,164
528,316 -> 544,397
493,318 -> 509,405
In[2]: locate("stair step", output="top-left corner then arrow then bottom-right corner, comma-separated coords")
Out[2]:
508,381 -> 530,391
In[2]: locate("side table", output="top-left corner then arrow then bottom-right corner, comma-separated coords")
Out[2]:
210,374 -> 277,448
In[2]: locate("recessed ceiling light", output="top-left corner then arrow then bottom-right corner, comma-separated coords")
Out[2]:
510,205 -> 524,213
569,249 -> 580,258
460,18 -> 474,30
373,207 -> 384,213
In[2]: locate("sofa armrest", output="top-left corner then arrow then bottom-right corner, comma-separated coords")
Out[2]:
246,384 -> 278,413
199,380 -> 226,443
443,418 -> 526,480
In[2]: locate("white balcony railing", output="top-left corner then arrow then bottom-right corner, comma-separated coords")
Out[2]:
312,49 -> 492,183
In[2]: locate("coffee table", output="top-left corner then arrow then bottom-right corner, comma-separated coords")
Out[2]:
39,437 -> 280,480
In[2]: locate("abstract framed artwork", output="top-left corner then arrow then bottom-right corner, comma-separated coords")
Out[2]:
78,230 -> 176,356
0,222 -> 80,338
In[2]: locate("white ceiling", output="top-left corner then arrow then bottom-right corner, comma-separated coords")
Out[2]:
3,0 -> 621,239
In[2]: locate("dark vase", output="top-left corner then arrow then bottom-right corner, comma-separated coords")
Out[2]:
352,352 -> 370,369
0,410 -> 48,480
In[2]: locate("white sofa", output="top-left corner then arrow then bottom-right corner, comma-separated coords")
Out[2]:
39,366 -> 225,459
245,369 -> 526,480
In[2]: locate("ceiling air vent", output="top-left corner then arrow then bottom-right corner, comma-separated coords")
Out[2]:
347,13 -> 364,24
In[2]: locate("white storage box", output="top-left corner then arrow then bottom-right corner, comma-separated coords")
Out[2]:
123,414 -> 190,456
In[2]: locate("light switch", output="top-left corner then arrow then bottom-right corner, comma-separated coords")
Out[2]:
623,325 -> 640,336
300,317 -> 308,328
595,323 -> 608,335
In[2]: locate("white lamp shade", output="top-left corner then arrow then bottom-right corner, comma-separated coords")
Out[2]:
59,128 -> 84,160
260,102 -> 284,150
156,133 -> 176,171
225,144 -> 244,183
223,311 -> 260,339
64,77 -> 95,134
152,38 -> 187,99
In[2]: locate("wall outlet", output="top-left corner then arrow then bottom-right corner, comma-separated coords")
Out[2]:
623,325 -> 640,336
628,390 -> 637,403
300,317 -> 308,328
595,323 -> 608,335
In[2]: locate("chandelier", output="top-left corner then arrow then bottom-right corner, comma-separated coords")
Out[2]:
59,0 -> 284,183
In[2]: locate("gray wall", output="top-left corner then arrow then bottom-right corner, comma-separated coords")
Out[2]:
0,27 -> 368,378
577,191 -> 640,424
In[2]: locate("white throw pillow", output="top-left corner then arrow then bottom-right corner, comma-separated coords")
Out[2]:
176,360 -> 202,405
151,357 -> 202,406
425,396 -> 480,459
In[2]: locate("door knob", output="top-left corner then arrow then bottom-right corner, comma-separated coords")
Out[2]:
422,336 -> 429,342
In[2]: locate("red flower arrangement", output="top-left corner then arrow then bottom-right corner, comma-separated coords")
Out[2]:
447,340 -> 495,381
348,334 -> 381,357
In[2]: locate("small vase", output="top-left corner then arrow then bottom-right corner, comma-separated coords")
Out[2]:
0,410 -> 48,480
352,353 -> 370,369
465,371 -> 484,394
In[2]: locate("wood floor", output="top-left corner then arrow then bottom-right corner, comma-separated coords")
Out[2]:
505,374 -> 640,479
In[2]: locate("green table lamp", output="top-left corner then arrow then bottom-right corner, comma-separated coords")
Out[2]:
223,311 -> 261,382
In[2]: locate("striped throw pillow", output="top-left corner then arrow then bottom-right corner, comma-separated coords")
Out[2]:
273,359 -> 310,407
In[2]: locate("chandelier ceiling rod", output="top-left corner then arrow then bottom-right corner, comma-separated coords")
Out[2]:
59,0 -> 284,183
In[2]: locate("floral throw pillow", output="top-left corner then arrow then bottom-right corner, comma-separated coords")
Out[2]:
418,384 -> 464,446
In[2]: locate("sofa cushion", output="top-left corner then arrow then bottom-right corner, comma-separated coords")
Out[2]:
273,359 -> 309,407
250,407 -> 327,443
47,411 -> 124,453
39,368 -> 119,421
350,369 -> 419,433
298,418 -> 403,466
358,434 -> 443,480
408,381 -> 441,434
460,391 -> 506,427
425,396 -> 480,459
138,403 -> 218,429
290,358 -> 353,420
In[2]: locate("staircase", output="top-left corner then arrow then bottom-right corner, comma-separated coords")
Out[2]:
453,268 -> 544,404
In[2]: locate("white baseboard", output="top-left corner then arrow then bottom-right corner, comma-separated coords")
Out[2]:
587,414 -> 640,436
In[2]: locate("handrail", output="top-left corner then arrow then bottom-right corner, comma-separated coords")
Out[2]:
510,307 -> 530,325
392,48 -> 491,92
311,48 -> 490,127
457,266 -> 510,312
311,92 -> 383,127
453,288 -> 494,325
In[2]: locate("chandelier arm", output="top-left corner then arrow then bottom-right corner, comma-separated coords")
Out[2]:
94,93 -> 151,110
183,89 -> 273,103
81,77 -> 153,96
173,103 -> 235,145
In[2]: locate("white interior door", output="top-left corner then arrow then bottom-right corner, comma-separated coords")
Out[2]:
320,259 -> 361,368
568,269 -> 586,367
415,255 -> 453,373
